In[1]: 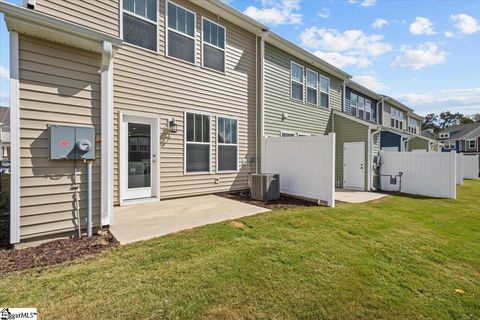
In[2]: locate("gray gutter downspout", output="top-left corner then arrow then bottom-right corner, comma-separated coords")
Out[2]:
370,126 -> 382,191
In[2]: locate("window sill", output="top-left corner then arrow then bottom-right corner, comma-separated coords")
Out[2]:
165,53 -> 197,66
184,171 -> 213,176
124,42 -> 160,55
216,170 -> 239,174
201,64 -> 226,75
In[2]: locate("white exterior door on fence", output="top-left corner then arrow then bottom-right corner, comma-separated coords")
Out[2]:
262,133 -> 336,207
343,142 -> 365,190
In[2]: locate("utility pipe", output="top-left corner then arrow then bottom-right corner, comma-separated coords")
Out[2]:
86,159 -> 93,237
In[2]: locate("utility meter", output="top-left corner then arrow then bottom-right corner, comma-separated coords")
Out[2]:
77,139 -> 92,153
49,125 -> 96,160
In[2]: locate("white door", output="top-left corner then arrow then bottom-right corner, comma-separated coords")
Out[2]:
344,142 -> 365,190
120,114 -> 159,202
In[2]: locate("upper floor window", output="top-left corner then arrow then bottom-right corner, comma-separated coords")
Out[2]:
439,132 -> 449,139
306,69 -> 318,105
390,107 -> 404,130
445,141 -> 456,149
291,62 -> 304,101
358,96 -> 365,119
167,1 -> 196,63
408,119 -> 418,134
320,75 -> 329,108
202,18 -> 226,73
350,93 -> 357,117
467,139 -> 477,149
123,0 -> 157,51
365,99 -> 372,121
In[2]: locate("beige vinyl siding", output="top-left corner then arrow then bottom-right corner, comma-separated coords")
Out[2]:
35,0 -> 120,37
19,35 -> 102,240
333,114 -> 369,189
113,0 -> 257,203
263,43 -> 343,137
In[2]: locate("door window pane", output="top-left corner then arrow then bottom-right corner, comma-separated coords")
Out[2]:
128,123 -> 151,189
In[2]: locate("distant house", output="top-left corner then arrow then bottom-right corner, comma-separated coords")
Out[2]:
0,107 -> 10,160
437,123 -> 480,154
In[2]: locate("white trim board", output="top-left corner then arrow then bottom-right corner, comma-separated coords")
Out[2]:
9,31 -> 20,244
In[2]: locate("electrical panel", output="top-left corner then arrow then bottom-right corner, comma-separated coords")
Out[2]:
49,125 -> 96,160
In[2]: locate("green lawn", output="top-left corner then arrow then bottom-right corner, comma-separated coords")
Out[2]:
1,181 -> 480,320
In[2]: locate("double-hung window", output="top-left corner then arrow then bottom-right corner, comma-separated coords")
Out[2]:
365,99 -> 372,121
306,69 -> 318,105
291,62 -> 304,101
391,107 -> 404,130
320,75 -> 330,108
167,2 -> 196,63
358,96 -> 365,119
202,18 -> 226,73
408,119 -> 418,134
350,93 -> 357,116
123,0 -> 157,51
217,117 -> 238,172
185,112 -> 210,173
467,139 -> 477,149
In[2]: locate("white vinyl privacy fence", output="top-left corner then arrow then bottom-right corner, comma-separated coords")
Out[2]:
379,150 -> 456,199
456,154 -> 464,185
262,133 -> 336,207
463,154 -> 479,179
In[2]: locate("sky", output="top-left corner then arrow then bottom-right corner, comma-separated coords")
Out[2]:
1,0 -> 480,116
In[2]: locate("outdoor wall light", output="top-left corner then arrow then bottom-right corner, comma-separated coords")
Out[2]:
169,117 -> 178,133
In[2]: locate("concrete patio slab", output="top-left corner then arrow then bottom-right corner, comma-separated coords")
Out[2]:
335,189 -> 388,203
110,195 -> 270,244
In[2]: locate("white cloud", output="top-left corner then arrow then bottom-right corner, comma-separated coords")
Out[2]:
0,66 -> 8,81
397,89 -> 480,114
313,51 -> 372,69
0,92 -> 9,107
318,8 -> 330,19
244,0 -> 302,26
348,0 -> 377,7
372,18 -> 388,29
391,42 -> 447,70
300,27 -> 391,68
450,13 -> 480,34
409,17 -> 436,35
352,75 -> 389,91
444,31 -> 454,38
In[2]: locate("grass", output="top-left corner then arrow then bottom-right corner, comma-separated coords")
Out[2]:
1,181 -> 480,320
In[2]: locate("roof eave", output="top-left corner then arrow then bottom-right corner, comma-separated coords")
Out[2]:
266,33 -> 352,80
345,80 -> 382,100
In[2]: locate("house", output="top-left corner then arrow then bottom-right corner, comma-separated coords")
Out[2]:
437,123 -> 480,154
0,0 -> 269,245
0,107 -> 10,160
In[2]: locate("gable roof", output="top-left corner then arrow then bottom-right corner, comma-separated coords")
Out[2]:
437,122 -> 480,140
421,130 -> 436,139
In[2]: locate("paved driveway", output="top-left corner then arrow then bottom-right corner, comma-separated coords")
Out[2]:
110,195 -> 269,244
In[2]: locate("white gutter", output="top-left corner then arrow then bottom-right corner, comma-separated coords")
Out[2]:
370,126 -> 382,191
342,80 -> 346,113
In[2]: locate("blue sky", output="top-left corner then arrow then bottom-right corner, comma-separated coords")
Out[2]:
1,0 -> 480,116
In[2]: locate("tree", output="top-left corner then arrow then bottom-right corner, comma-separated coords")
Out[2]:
421,113 -> 440,132
438,111 -> 472,130
472,113 -> 480,122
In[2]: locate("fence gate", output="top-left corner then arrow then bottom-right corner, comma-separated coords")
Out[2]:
262,133 -> 336,207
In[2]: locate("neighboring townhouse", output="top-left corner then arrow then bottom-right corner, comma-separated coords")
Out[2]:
338,80 -> 382,190
378,97 -> 412,152
405,113 -> 432,152
0,106 -> 10,160
437,123 -> 480,154
1,0 -> 268,245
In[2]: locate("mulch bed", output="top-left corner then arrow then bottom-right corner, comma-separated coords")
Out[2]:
217,191 -> 319,210
0,211 -> 9,249
0,231 -> 119,274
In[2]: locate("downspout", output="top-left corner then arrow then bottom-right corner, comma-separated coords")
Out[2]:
370,126 -> 382,191
100,41 -> 114,227
255,36 -> 258,174
342,80 -> 346,113
258,30 -> 270,173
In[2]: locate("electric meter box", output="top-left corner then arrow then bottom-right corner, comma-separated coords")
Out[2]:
49,125 -> 96,160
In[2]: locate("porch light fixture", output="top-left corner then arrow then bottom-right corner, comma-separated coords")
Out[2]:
169,117 -> 178,133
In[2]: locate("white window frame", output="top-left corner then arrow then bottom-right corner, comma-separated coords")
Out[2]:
201,17 -> 227,74
445,141 -> 456,149
390,107 -> 404,130
365,99 -> 372,121
306,68 -> 318,106
466,139 -> 477,149
165,0 -> 197,65
358,96 -> 365,119
319,75 -> 330,108
184,110 -> 212,175
290,61 -> 304,102
216,116 -> 239,173
121,0 -> 160,53
350,92 -> 358,117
